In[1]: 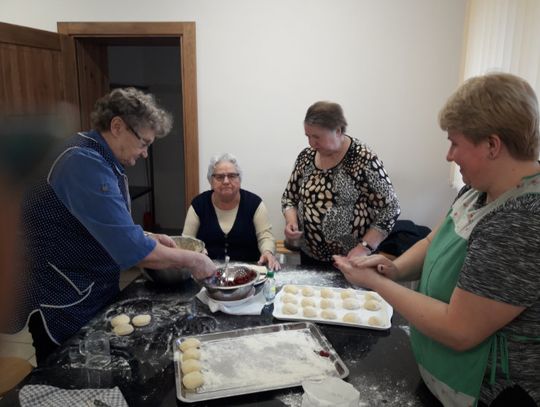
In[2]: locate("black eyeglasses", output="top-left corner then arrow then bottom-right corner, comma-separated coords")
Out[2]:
212,173 -> 240,182
125,122 -> 152,149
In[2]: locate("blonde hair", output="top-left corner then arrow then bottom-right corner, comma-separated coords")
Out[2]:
439,73 -> 539,160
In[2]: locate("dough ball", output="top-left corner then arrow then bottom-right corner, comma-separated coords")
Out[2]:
113,323 -> 134,336
364,291 -> 382,302
282,293 -> 298,304
182,348 -> 201,361
179,337 -> 201,352
302,287 -> 315,297
303,306 -> 317,318
282,303 -> 298,315
340,289 -> 356,299
111,314 -> 130,327
320,288 -> 334,298
283,285 -> 299,294
319,299 -> 335,309
342,298 -> 361,310
132,314 -> 151,327
181,359 -> 202,374
320,309 -> 337,320
368,316 -> 383,327
301,298 -> 316,307
182,371 -> 204,390
343,313 -> 362,324
364,299 -> 382,311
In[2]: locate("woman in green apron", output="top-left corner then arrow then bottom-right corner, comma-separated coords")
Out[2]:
334,73 -> 540,406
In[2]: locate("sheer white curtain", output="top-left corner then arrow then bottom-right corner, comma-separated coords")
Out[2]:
450,0 -> 540,189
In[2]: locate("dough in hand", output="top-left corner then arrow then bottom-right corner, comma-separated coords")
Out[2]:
111,314 -> 130,327
179,338 -> 201,352
340,289 -> 356,299
282,303 -> 298,315
320,288 -> 334,298
319,299 -> 335,309
113,323 -> 134,336
283,285 -> 299,294
342,298 -> 361,310
182,371 -> 204,390
301,298 -> 316,307
368,316 -> 383,326
282,294 -> 298,304
181,359 -> 202,374
302,286 -> 315,297
320,309 -> 337,320
343,313 -> 362,324
132,314 -> 151,327
182,348 -> 201,361
364,299 -> 382,311
303,306 -> 317,318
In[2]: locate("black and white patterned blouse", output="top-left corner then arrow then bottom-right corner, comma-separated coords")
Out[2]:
281,136 -> 400,261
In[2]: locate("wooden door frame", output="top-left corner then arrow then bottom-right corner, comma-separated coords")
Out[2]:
57,22 -> 199,211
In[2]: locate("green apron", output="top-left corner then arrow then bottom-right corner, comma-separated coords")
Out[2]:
410,173 -> 540,407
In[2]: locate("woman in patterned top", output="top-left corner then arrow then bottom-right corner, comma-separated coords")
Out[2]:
335,73 -> 540,406
281,101 -> 400,266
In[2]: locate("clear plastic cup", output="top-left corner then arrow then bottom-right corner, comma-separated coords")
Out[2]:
79,330 -> 111,368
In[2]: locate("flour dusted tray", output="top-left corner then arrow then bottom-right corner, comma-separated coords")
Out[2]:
272,285 -> 393,330
174,322 -> 348,402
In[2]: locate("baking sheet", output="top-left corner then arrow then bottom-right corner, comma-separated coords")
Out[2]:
272,285 -> 393,330
174,322 -> 348,402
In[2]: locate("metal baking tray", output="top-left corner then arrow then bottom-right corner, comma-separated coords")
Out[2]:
174,322 -> 348,402
272,285 -> 393,330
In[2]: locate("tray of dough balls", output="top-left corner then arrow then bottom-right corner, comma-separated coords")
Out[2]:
173,322 -> 349,402
273,285 -> 393,330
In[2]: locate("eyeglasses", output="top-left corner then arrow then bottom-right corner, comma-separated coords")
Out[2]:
212,173 -> 240,182
125,121 -> 152,149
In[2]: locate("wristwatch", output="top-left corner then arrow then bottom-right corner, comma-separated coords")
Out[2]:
360,240 -> 375,253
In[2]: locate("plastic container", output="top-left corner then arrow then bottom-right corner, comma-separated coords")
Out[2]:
263,270 -> 276,304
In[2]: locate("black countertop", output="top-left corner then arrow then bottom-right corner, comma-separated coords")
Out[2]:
2,266 -> 442,407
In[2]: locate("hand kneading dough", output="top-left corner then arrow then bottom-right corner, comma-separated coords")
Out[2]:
320,288 -> 334,298
319,299 -> 335,309
368,316 -> 383,326
343,313 -> 361,324
182,348 -> 201,361
282,294 -> 298,304
320,309 -> 337,320
283,285 -> 299,294
282,303 -> 298,315
114,323 -> 134,336
340,289 -> 356,299
301,286 -> 315,297
180,337 -> 201,352
111,314 -> 130,327
183,371 -> 204,390
132,314 -> 151,327
301,298 -> 316,307
342,298 -> 361,310
364,299 -> 382,311
181,359 -> 202,374
303,306 -> 317,318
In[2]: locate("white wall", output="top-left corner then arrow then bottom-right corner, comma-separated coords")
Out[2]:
2,0 -> 467,236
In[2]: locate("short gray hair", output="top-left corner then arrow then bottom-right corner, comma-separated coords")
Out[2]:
206,153 -> 243,183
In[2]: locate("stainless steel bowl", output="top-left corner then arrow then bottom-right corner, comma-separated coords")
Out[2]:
201,265 -> 259,301
143,236 -> 205,285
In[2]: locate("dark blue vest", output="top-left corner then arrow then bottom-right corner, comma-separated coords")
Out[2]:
17,131 -> 127,343
192,189 -> 261,262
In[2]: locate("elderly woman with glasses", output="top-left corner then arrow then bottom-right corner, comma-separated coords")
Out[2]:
183,153 -> 280,270
10,88 -> 216,366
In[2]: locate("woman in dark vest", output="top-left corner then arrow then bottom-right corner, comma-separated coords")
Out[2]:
183,153 -> 280,270
11,88 -> 216,365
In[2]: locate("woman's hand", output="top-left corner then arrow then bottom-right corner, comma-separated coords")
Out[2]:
333,254 -> 398,289
284,222 -> 303,240
347,244 -> 371,259
258,251 -> 282,270
146,233 -> 177,248
189,252 -> 217,280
